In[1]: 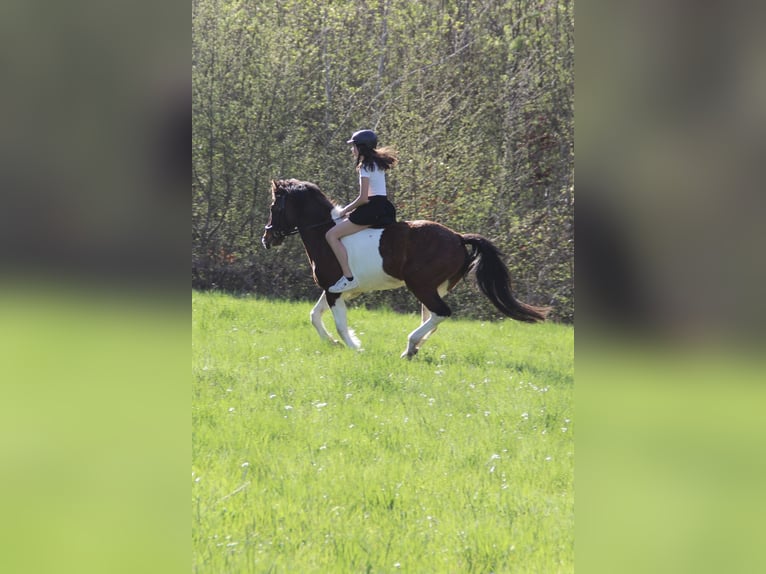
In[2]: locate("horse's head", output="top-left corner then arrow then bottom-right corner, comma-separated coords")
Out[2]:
262,179 -> 335,249
262,179 -> 299,249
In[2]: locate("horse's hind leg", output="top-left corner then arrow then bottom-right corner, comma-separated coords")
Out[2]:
401,283 -> 451,359
310,292 -> 339,344
416,304 -> 439,346
401,312 -> 447,359
421,303 -> 431,324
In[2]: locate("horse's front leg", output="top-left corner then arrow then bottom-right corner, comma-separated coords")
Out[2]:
310,292 -> 339,344
328,296 -> 362,350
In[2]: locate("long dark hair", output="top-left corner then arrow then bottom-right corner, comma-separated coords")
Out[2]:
355,143 -> 399,172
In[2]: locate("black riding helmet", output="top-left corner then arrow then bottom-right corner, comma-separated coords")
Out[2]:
346,129 -> 377,148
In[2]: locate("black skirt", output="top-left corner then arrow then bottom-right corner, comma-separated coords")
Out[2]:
348,196 -> 396,227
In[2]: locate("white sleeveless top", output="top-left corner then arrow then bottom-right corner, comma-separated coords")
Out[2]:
359,165 -> 387,196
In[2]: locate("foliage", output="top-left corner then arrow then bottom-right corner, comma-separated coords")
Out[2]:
192,0 -> 574,322
192,291 -> 574,571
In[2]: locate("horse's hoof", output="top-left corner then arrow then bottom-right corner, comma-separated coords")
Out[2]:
400,349 -> 417,360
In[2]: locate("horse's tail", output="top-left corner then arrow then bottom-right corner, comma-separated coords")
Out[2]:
461,234 -> 550,323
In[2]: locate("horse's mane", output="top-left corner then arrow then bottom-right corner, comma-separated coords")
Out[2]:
274,178 -> 338,211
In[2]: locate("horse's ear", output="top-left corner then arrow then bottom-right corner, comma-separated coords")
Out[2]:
271,179 -> 287,198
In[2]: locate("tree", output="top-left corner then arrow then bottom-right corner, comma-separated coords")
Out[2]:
192,0 -> 574,322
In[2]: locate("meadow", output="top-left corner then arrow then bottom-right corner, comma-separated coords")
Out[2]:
192,291 -> 573,573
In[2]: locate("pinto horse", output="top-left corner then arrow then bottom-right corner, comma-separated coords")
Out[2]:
262,178 -> 549,358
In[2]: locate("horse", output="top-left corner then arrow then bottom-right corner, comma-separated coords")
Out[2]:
261,178 -> 550,358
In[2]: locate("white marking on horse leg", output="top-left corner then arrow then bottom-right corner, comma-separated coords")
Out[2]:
330,297 -> 362,350
401,313 -> 447,359
418,304 -> 437,346
421,303 -> 432,324
405,283 -> 450,356
416,283 -> 450,348
310,293 -> 338,344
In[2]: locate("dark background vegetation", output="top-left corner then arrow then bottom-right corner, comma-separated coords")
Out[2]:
192,0 -> 574,322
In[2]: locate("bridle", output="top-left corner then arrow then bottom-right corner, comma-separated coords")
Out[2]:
264,193 -> 335,240
263,194 -> 298,240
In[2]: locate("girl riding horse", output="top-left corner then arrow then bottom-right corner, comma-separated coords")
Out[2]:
325,129 -> 398,293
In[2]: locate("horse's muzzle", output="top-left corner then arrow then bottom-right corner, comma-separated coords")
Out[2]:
261,228 -> 272,249
261,228 -> 283,249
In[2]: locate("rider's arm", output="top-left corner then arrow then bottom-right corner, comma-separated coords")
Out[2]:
341,176 -> 370,217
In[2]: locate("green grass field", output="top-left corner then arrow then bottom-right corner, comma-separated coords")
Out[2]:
192,291 -> 573,573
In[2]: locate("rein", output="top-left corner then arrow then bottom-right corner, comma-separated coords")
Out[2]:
264,185 -> 337,240
264,219 -> 335,239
